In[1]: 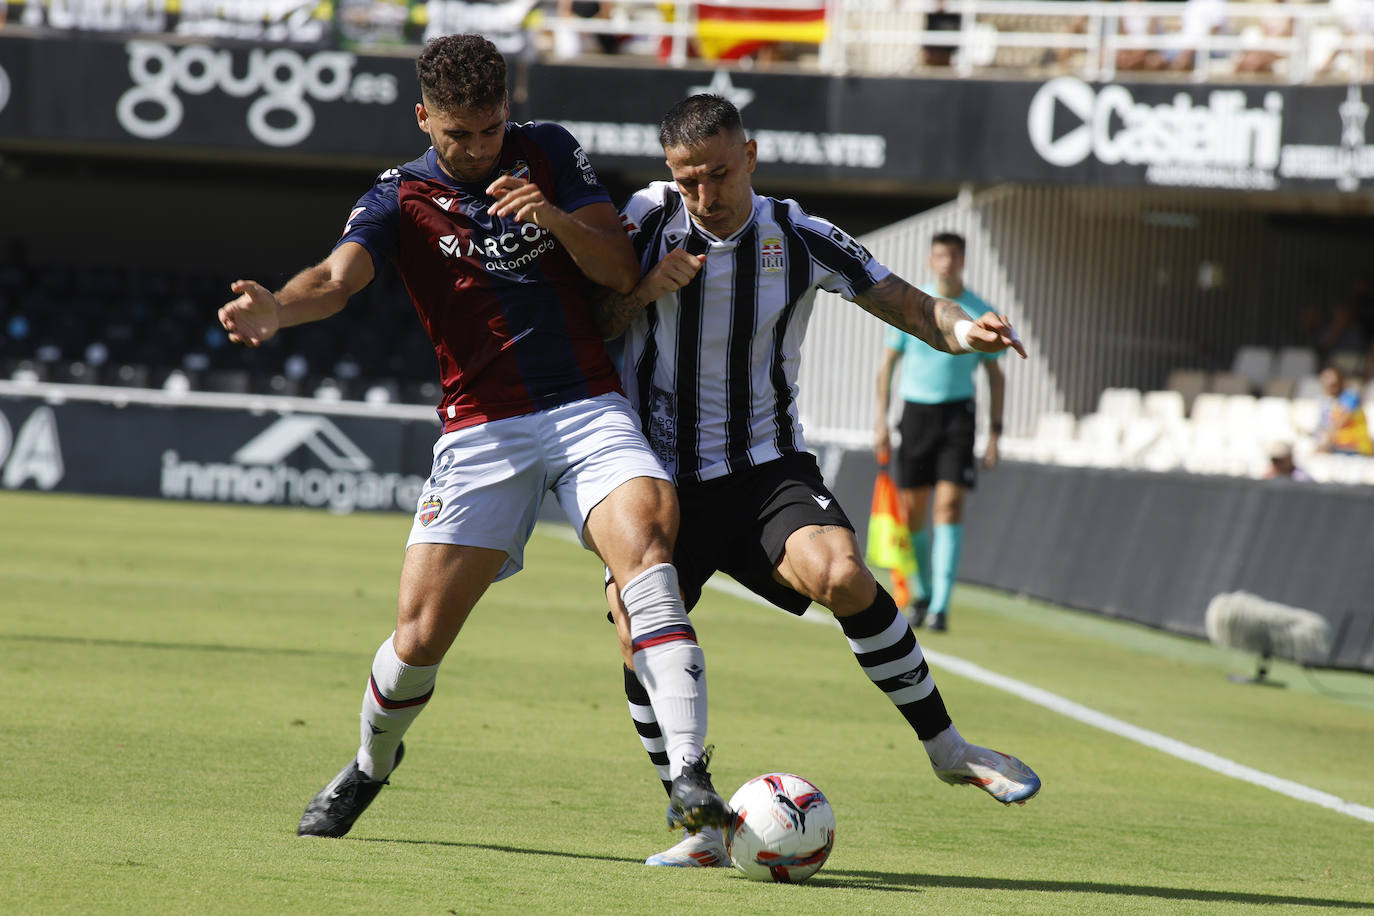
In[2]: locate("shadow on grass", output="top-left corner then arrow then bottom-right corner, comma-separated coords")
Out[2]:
0,632 -> 353,658
350,841 -> 1372,908
353,837 -> 641,865
811,869 -> 1374,908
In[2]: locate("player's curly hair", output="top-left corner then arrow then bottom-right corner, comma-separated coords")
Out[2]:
658,94 -> 745,150
416,34 -> 507,113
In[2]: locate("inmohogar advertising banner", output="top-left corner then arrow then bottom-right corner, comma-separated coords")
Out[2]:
0,395 -> 435,513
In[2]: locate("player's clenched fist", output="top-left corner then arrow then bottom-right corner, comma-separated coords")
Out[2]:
637,249 -> 707,303
219,279 -> 282,348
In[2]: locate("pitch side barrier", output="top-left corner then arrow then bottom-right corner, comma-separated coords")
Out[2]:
957,459 -> 1374,673
6,381 -> 1370,671
0,381 -> 438,514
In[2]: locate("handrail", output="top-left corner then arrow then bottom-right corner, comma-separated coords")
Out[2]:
535,0 -> 1374,83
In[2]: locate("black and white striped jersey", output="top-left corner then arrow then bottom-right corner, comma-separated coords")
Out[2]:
619,181 -> 890,483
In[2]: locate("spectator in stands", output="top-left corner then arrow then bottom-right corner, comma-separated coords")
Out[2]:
922,0 -> 962,67
1234,0 -> 1293,75
554,0 -> 623,58
1115,0 -> 1169,72
1169,0 -> 1231,72
876,232 -> 1009,633
1262,441 -> 1312,481
1316,285 -> 1370,374
1314,365 -> 1374,455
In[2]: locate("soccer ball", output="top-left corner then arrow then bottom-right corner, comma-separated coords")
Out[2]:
725,773 -> 836,884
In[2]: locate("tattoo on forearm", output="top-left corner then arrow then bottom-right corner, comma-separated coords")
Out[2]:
589,287 -> 644,340
859,277 -> 966,353
933,298 -> 965,352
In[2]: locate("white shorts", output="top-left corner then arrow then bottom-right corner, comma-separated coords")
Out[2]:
405,392 -> 670,581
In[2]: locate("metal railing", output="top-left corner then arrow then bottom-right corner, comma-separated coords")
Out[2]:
537,0 -> 1374,83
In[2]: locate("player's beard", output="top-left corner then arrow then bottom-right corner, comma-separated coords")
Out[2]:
437,149 -> 498,183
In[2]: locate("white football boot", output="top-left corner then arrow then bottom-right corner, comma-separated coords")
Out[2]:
644,826 -> 729,867
933,745 -> 1041,805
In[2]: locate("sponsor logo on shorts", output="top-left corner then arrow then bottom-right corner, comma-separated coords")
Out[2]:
418,494 -> 443,525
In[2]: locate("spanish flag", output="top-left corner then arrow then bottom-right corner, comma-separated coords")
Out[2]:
695,1 -> 827,60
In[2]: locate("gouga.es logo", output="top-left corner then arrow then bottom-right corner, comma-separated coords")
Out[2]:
116,41 -> 397,147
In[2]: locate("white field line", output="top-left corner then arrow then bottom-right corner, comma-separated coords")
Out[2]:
539,525 -> 1374,824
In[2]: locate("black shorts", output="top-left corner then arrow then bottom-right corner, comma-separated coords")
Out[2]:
673,452 -> 853,616
896,399 -> 977,490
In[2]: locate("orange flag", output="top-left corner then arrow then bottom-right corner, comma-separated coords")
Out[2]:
865,456 -> 915,606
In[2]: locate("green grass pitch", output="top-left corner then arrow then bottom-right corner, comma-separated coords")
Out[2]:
2,491 -> 1372,914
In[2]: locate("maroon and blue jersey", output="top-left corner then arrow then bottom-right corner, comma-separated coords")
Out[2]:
336,120 -> 622,431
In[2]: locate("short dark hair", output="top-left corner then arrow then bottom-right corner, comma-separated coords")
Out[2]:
658,94 -> 744,150
416,34 -> 506,114
932,232 -> 965,254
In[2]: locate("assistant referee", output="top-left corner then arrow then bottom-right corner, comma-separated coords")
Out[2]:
875,231 -> 1007,632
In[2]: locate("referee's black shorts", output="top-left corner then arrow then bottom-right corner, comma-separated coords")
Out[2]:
896,398 -> 978,490
673,452 -> 853,616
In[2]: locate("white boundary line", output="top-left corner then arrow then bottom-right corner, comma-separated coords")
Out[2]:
543,528 -> 1374,824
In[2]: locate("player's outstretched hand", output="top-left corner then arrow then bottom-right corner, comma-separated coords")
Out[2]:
487,175 -> 561,226
967,312 -> 1027,358
637,249 -> 706,303
219,279 -> 282,348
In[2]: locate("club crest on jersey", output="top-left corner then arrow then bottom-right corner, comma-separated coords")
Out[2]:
418,495 -> 443,526
761,237 -> 784,273
620,213 -> 639,235
506,160 -> 531,182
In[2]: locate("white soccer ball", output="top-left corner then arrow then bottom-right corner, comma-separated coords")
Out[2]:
725,773 -> 836,883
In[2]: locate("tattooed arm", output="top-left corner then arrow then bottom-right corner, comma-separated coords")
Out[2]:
590,248 -> 705,340
853,275 -> 1027,358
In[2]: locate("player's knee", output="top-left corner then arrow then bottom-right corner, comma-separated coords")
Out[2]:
798,552 -> 872,610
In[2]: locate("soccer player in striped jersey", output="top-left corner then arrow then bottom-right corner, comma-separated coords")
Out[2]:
593,94 -> 1040,869
218,35 -> 730,841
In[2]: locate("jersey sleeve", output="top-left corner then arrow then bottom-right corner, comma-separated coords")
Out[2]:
533,122 -> 612,214
619,182 -> 673,270
333,168 -> 402,274
787,201 -> 891,301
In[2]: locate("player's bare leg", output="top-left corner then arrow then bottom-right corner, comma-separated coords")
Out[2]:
776,526 -> 1040,806
298,543 -> 507,837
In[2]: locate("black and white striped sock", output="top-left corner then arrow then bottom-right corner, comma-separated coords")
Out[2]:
837,585 -> 955,743
624,665 -> 673,795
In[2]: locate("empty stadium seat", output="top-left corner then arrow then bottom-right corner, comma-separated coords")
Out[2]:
1262,375 -> 1297,398
1210,371 -> 1253,396
1291,398 -> 1320,437
1142,389 -> 1186,424
1097,387 -> 1142,422
1230,346 -> 1274,391
1255,396 -> 1297,443
1295,375 -> 1325,400
1166,369 -> 1207,412
1275,347 -> 1318,381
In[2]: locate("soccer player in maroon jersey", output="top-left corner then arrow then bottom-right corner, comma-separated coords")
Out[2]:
219,34 -> 730,840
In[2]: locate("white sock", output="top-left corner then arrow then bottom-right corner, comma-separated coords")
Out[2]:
922,724 -> 970,770
357,634 -> 437,779
622,564 -> 707,779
